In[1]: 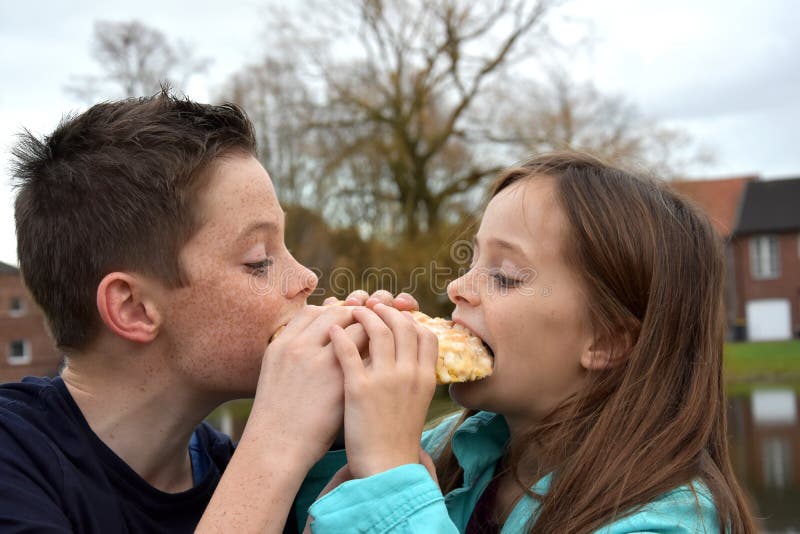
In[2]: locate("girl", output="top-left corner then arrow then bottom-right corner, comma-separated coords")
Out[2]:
307,152 -> 758,533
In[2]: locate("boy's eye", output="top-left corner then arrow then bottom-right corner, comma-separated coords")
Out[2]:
245,259 -> 273,275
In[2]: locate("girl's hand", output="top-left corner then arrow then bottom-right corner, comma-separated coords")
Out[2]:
245,305 -> 366,466
330,303 -> 438,479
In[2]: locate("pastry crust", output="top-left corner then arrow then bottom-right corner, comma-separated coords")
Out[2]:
269,304 -> 494,385
409,311 -> 494,385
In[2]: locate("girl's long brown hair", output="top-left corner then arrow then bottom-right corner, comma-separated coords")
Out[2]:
434,152 -> 759,533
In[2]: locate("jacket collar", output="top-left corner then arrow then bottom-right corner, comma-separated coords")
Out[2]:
451,411 -> 510,485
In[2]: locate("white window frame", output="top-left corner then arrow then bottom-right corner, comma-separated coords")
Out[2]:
7,340 -> 32,365
8,296 -> 26,317
750,235 -> 780,280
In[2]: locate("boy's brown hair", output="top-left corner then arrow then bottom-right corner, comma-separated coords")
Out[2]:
12,90 -> 256,350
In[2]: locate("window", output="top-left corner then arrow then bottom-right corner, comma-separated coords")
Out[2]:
762,437 -> 792,489
9,296 -> 25,317
750,235 -> 780,280
7,340 -> 32,365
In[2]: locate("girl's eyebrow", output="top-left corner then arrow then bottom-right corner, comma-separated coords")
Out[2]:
473,235 -> 530,260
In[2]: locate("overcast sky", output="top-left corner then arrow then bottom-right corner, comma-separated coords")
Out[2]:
1,0 -> 798,266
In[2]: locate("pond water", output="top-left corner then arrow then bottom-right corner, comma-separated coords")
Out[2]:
729,388 -> 798,533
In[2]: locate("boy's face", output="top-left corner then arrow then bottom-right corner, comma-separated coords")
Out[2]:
159,154 -> 318,399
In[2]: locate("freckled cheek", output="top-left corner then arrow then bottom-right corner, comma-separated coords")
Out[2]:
176,288 -> 274,342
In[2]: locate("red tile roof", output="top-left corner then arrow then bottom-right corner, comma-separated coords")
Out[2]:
671,176 -> 756,237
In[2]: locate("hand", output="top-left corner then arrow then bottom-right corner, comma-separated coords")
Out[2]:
302,449 -> 438,534
324,289 -> 419,312
244,305 -> 368,467
329,303 -> 438,479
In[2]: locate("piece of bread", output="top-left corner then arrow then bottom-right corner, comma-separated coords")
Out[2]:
269,304 -> 494,385
408,311 -> 494,385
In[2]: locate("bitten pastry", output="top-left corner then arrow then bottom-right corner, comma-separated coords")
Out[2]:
269,304 -> 494,385
408,311 -> 494,385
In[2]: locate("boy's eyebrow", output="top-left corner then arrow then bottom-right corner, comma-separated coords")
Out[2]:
237,216 -> 283,242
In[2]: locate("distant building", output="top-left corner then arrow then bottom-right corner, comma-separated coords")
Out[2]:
672,176 -> 755,340
0,261 -> 62,383
733,177 -> 800,341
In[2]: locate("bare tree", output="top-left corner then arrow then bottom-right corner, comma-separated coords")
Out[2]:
66,20 -> 211,102
221,56 -> 325,208
480,70 -> 714,177
229,0 -> 561,241
227,0 -> 710,242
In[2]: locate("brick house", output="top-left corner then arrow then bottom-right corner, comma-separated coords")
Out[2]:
733,177 -> 800,341
0,262 -> 62,383
672,176 -> 755,340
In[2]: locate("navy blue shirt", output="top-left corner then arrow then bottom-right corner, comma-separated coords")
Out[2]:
0,376 -> 236,533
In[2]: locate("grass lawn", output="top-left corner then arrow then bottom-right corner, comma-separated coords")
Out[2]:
724,339 -> 800,392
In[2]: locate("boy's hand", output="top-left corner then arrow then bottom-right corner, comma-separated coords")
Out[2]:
324,290 -> 419,312
244,305 -> 366,467
329,304 -> 438,479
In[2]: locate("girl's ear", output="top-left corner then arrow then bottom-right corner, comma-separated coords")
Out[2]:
580,328 -> 635,371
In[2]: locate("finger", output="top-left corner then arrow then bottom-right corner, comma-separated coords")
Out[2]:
292,305 -> 358,347
344,289 -> 370,306
269,304 -> 329,344
365,289 -> 394,309
419,449 -> 439,486
409,310 -> 439,371
372,303 -> 418,367
392,292 -> 419,311
323,296 -> 343,306
317,463 -> 353,500
330,325 -> 365,382
303,464 -> 354,533
342,322 -> 369,357
352,306 -> 395,372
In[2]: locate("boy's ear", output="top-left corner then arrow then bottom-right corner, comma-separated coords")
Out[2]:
580,328 -> 635,371
96,272 -> 163,343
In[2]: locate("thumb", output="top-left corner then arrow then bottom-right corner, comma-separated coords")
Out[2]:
305,464 -> 354,532
419,449 -> 439,487
329,325 -> 364,383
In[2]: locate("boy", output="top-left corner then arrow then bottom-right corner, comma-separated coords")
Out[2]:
2,90 -> 413,532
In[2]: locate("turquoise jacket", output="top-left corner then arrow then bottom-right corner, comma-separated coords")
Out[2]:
297,411 -> 721,533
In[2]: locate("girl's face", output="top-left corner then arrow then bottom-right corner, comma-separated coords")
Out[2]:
448,178 -> 595,426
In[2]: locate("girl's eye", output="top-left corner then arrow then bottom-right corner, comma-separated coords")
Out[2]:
492,272 -> 519,289
245,259 -> 273,276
